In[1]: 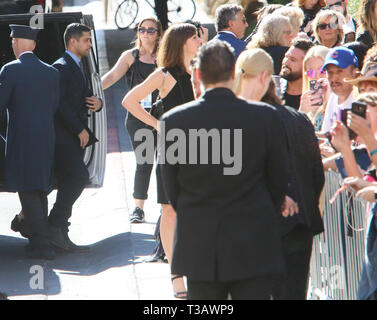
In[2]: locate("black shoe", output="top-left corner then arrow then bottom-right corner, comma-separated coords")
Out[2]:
0,292 -> 8,300
130,207 -> 145,223
49,224 -> 90,253
25,244 -> 56,260
11,214 -> 32,238
62,232 -> 91,253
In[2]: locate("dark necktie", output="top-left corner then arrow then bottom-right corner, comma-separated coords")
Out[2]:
79,60 -> 86,80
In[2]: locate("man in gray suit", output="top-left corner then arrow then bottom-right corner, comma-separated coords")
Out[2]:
0,24 -> 60,260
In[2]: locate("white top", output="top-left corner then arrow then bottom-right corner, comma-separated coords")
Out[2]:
321,92 -> 354,132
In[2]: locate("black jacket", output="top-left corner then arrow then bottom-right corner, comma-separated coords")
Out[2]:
274,105 -> 325,236
52,52 -> 98,146
160,88 -> 289,282
0,52 -> 59,192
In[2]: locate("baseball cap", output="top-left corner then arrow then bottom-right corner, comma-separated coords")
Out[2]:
345,61 -> 377,86
321,47 -> 359,71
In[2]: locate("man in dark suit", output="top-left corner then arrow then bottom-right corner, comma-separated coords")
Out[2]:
48,23 -> 102,253
210,4 -> 248,61
276,106 -> 325,300
160,40 -> 289,300
0,24 -> 60,259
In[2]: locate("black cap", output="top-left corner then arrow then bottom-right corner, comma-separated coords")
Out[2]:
9,24 -> 40,40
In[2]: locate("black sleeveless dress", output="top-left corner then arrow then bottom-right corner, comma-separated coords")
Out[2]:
161,66 -> 195,114
157,66 -> 195,204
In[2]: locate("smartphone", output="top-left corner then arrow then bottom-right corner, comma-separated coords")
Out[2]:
351,101 -> 367,118
273,75 -> 282,98
324,131 -> 337,151
340,109 -> 357,140
309,80 -> 323,106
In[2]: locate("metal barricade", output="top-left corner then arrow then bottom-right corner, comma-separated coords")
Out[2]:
309,171 -> 367,300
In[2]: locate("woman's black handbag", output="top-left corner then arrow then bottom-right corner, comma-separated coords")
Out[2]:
149,69 -> 167,119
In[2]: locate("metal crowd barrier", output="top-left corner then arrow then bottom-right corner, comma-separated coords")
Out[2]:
309,171 -> 368,300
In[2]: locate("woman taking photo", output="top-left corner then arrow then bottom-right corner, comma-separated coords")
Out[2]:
299,45 -> 330,131
122,23 -> 202,299
102,18 -> 162,224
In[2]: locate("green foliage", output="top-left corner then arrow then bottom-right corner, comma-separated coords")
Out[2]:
347,0 -> 360,19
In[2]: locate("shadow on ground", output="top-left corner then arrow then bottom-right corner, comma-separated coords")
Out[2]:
0,231 -> 155,298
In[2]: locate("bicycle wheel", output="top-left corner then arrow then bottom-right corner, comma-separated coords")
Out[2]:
167,0 -> 196,23
115,0 -> 139,30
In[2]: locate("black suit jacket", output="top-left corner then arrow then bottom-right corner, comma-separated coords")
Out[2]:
160,88 -> 289,282
274,105 -> 325,236
52,52 -> 97,146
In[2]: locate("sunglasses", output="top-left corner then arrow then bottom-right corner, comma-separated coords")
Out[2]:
317,23 -> 338,30
306,68 -> 327,78
138,27 -> 158,35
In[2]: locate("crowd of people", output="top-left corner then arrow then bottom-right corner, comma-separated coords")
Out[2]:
101,0 -> 377,300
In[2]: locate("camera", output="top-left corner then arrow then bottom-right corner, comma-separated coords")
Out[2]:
351,101 -> 367,118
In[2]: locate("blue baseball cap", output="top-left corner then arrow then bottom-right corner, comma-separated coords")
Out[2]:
322,47 -> 359,71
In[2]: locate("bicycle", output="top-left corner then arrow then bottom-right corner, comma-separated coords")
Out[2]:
114,0 -> 196,30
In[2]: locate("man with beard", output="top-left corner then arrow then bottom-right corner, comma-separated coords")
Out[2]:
321,47 -> 359,132
279,39 -> 314,110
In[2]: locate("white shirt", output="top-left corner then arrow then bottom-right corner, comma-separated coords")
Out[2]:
322,92 -> 354,132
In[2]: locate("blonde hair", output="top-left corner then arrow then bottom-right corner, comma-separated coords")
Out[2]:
312,9 -> 345,46
234,48 -> 274,95
357,0 -> 377,42
302,45 -> 329,92
247,14 -> 292,49
274,6 -> 304,32
301,45 -> 329,123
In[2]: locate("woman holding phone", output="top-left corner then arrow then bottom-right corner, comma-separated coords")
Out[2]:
299,45 -> 330,131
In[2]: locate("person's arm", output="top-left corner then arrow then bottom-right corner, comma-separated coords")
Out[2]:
0,66 -> 13,112
348,111 -> 377,169
122,68 -> 167,131
265,110 -> 289,211
330,120 -> 364,178
101,50 -> 134,90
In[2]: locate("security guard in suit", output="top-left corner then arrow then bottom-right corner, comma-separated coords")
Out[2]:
0,24 -> 60,260
47,23 -> 102,253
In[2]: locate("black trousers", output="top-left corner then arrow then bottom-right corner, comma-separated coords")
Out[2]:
126,118 -> 157,200
278,224 -> 314,300
48,143 -> 89,232
187,275 -> 279,300
154,0 -> 168,30
18,191 -> 49,247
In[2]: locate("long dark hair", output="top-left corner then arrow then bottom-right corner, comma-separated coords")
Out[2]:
262,80 -> 283,105
157,23 -> 197,73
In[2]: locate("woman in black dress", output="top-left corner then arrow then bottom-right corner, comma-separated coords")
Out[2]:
122,23 -> 202,299
102,18 -> 162,224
